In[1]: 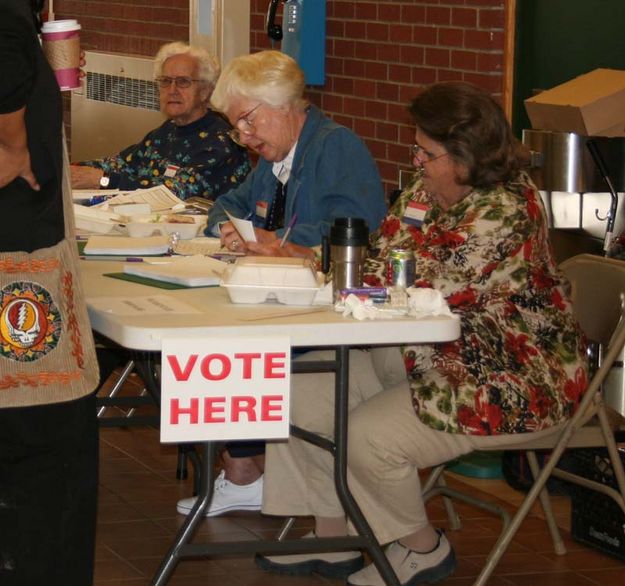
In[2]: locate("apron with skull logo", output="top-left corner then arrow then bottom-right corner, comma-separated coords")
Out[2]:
0,140 -> 99,408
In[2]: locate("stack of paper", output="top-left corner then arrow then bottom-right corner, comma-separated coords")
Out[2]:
95,185 -> 186,212
123,255 -> 227,287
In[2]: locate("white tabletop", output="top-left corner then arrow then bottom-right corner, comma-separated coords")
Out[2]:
80,260 -> 460,351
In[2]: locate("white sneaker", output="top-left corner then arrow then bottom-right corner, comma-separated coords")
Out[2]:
176,470 -> 263,517
255,531 -> 364,579
347,532 -> 456,586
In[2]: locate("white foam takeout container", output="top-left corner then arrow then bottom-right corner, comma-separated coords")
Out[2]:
220,256 -> 323,305
124,214 -> 205,240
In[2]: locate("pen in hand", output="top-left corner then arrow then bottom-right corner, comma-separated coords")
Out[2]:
279,214 -> 298,248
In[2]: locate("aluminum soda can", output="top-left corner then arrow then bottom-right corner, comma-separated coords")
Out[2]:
386,247 -> 415,288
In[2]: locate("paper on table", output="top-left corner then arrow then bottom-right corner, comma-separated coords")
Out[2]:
84,235 -> 170,256
87,295 -> 201,316
225,210 -> 257,242
94,185 -> 186,213
123,255 -> 227,287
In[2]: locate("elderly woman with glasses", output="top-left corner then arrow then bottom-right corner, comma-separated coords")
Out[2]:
205,50 -> 386,255
176,50 -> 385,521
70,42 -> 250,200
256,82 -> 588,585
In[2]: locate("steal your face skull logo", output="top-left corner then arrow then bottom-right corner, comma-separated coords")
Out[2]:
0,282 -> 62,362
4,298 -> 42,346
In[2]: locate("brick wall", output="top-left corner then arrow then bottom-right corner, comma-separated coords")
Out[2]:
54,0 -> 506,192
53,0 -> 189,56
251,0 -> 506,192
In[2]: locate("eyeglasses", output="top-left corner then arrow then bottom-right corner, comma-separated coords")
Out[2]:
155,76 -> 201,89
410,143 -> 449,164
229,103 -> 262,145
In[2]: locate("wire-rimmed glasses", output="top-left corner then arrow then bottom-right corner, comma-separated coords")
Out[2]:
410,143 -> 449,164
155,76 -> 201,89
229,103 -> 263,145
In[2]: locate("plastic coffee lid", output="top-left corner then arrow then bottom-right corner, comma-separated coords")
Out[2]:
330,217 -> 369,246
41,19 -> 81,33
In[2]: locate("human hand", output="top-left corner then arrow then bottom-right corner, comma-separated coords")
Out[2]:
246,239 -> 315,260
0,143 -> 39,190
220,221 -> 248,252
253,227 -> 279,244
79,50 -> 86,81
70,164 -> 103,189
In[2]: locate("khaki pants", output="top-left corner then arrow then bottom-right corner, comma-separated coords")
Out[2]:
263,348 -> 565,544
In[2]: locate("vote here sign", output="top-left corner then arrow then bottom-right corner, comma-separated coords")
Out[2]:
160,336 -> 291,443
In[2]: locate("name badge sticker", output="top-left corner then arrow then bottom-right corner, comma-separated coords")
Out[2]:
256,200 -> 269,219
403,201 -> 429,227
164,164 -> 180,178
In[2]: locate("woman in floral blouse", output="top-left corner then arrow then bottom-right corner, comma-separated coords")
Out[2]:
258,82 -> 588,586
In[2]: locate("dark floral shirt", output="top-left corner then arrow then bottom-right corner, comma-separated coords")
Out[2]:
365,171 -> 588,436
82,110 -> 250,201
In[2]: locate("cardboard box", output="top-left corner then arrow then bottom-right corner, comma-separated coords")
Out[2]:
524,69 -> 625,137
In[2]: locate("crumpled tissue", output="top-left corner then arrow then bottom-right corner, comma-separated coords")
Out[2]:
340,287 -> 452,321
406,287 -> 453,318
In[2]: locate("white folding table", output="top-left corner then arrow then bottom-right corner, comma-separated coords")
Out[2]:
80,260 -> 460,585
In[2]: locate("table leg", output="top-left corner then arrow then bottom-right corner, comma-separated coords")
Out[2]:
151,442 -> 216,586
331,346 -> 400,586
133,355 -> 201,488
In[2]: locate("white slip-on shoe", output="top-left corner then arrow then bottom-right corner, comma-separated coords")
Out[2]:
255,531 -> 364,579
176,470 -> 263,517
347,531 -> 456,586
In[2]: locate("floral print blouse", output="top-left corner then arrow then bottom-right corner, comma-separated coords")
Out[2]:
364,171 -> 588,436
81,110 -> 251,201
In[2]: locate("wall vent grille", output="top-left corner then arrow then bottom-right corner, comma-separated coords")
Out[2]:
86,72 -> 159,111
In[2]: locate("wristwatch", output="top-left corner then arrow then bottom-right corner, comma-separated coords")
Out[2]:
99,174 -> 110,188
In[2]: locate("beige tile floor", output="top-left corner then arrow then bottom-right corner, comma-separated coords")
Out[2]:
94,371 -> 625,585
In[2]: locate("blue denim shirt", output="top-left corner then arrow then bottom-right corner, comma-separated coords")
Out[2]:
206,105 -> 386,246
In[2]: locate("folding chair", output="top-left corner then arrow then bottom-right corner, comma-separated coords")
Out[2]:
423,253 -> 625,585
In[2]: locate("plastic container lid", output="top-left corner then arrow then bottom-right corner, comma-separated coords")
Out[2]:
41,19 -> 81,33
224,257 -> 318,287
220,257 -> 322,305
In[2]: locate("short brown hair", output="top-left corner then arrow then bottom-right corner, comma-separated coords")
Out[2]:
409,82 -> 527,188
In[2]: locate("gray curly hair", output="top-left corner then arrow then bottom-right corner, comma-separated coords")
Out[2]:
154,42 -> 220,86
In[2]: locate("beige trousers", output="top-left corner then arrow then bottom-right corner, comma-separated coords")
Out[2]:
263,348 -> 565,545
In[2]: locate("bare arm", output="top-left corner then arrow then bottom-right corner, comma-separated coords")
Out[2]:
70,164 -> 104,188
0,106 -> 39,190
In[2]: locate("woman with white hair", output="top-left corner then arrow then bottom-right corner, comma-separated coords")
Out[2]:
206,50 -> 386,253
71,42 -> 250,200
179,50 -> 385,519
